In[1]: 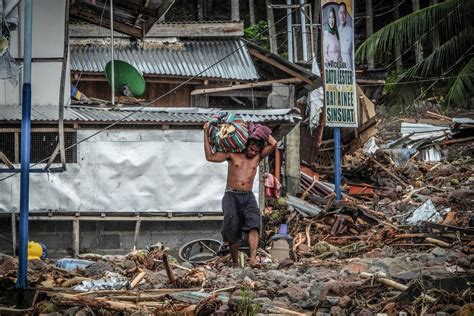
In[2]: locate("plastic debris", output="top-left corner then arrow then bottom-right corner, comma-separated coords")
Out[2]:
73,271 -> 129,292
406,200 -> 442,225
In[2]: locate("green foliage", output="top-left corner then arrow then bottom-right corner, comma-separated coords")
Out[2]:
238,285 -> 262,316
244,20 -> 270,51
356,0 -> 474,108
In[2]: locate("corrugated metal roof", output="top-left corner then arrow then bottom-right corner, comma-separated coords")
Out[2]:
70,39 -> 258,81
0,105 -> 299,124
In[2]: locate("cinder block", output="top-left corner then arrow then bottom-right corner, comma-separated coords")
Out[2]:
80,232 -> 98,250
98,234 -> 121,249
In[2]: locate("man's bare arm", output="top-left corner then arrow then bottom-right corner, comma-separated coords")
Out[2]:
260,135 -> 277,159
203,123 -> 230,163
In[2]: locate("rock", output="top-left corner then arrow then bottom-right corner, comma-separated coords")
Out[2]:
438,164 -> 456,176
265,270 -> 288,284
338,295 -> 351,308
63,306 -> 94,316
330,306 -> 344,316
238,267 -> 255,280
256,290 -> 268,297
253,297 -> 271,305
271,298 -> 290,309
342,261 -> 368,274
83,261 -> 113,277
279,284 -> 309,303
358,308 -> 373,316
431,247 -> 447,257
451,178 -> 460,186
308,281 -> 325,299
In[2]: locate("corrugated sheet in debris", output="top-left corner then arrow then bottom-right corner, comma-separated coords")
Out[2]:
70,40 -> 258,81
0,105 -> 298,124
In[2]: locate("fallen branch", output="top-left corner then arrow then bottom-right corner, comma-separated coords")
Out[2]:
360,272 -> 436,303
425,237 -> 450,248
53,293 -> 138,312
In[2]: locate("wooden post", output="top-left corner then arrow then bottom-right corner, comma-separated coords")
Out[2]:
73,215 -> 80,257
133,217 -> 141,251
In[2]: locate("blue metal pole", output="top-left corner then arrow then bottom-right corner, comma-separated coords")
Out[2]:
334,127 -> 342,201
17,0 -> 33,290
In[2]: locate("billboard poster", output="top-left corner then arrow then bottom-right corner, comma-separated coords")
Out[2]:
321,0 -> 358,127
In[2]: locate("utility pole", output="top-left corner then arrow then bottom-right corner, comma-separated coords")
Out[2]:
393,0 -> 402,71
249,0 -> 256,26
266,0 -> 278,54
412,0 -> 423,63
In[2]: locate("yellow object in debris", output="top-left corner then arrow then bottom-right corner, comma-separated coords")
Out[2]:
28,241 -> 44,260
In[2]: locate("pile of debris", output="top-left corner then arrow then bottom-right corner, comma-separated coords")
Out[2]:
0,113 -> 473,315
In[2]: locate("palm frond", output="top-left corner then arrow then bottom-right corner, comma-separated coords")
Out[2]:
356,0 -> 473,63
446,57 -> 474,105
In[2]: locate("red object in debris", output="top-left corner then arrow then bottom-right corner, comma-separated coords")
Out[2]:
265,173 -> 281,198
346,183 -> 375,196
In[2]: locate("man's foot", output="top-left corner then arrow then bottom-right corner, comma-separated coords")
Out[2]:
249,259 -> 261,269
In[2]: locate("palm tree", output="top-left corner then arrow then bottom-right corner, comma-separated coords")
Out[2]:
356,0 -> 474,108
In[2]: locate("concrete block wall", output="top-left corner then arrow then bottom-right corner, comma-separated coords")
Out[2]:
0,218 -> 222,258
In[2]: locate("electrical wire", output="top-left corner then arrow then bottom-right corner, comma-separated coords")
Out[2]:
357,73 -> 474,87
0,6 -> 301,182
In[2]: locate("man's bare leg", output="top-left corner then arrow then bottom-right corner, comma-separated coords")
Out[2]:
248,229 -> 260,267
230,242 -> 239,266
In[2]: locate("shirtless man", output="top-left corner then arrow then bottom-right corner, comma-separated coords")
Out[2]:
203,123 -> 277,267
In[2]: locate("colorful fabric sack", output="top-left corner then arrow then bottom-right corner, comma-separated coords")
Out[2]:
208,112 -> 248,153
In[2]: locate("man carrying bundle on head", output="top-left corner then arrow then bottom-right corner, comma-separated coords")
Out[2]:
203,118 -> 276,268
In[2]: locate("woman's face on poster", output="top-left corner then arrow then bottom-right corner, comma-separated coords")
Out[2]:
329,10 -> 335,28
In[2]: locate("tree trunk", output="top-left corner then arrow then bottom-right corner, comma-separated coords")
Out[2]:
231,0 -> 240,21
412,0 -> 423,63
266,0 -> 278,54
366,0 -> 375,70
393,0 -> 402,71
249,0 -> 256,26
430,0 -> 439,50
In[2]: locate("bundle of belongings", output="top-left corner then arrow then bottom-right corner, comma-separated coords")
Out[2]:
207,112 -> 272,153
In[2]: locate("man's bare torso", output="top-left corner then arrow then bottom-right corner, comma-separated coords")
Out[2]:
226,153 -> 260,191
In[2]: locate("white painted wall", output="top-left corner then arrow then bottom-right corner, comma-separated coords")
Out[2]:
0,129 -> 260,213
1,0 -> 70,106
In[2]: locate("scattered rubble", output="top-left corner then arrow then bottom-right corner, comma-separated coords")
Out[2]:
0,112 -> 473,315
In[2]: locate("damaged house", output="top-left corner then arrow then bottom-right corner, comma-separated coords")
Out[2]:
0,1 -> 317,257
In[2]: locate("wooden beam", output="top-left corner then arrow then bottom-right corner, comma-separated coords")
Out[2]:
248,48 -> 314,85
203,90 -> 270,98
0,151 -> 14,169
70,6 -> 142,38
191,78 -> 302,95
44,143 -> 61,170
73,216 -> 80,257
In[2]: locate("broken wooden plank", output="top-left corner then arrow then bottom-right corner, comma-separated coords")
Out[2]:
130,271 -> 147,289
191,78 -> 302,95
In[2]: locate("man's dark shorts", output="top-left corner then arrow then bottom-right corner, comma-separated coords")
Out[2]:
221,190 -> 260,243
